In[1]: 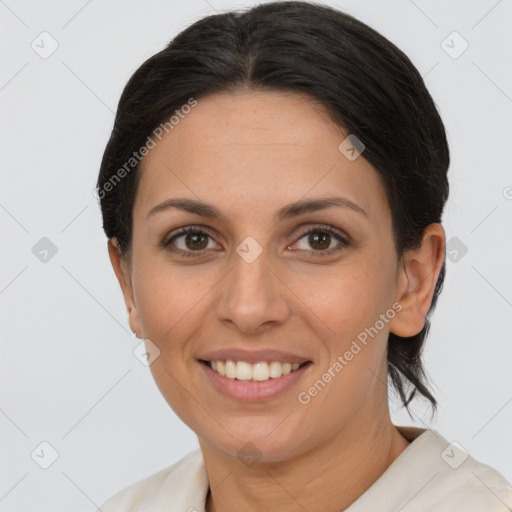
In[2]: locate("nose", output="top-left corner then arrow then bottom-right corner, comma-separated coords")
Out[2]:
214,247 -> 291,334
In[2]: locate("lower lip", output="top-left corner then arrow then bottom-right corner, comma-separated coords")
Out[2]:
199,361 -> 312,402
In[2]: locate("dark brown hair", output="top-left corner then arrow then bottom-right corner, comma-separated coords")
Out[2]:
97,0 -> 449,414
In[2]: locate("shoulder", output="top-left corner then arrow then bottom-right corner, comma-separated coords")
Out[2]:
97,448 -> 208,512
402,428 -> 512,512
433,452 -> 512,511
349,427 -> 512,512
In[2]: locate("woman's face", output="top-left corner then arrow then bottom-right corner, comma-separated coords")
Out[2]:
113,90 -> 412,462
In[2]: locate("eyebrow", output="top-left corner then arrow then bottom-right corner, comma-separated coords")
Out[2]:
147,196 -> 368,222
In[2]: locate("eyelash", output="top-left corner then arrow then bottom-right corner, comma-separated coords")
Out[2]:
162,224 -> 350,259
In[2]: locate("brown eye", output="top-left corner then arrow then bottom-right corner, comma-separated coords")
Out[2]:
163,227 -> 219,256
183,232 -> 209,250
308,231 -> 331,250
290,226 -> 350,257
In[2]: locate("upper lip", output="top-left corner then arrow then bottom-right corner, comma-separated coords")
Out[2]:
197,348 -> 312,365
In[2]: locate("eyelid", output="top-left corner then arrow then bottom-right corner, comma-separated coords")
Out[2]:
288,224 -> 350,256
293,223 -> 349,242
162,223 -> 351,256
162,224 -> 216,242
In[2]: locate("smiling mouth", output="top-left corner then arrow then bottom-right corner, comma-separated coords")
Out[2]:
200,359 -> 311,382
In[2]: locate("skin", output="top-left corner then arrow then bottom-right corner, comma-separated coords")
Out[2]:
108,90 -> 445,512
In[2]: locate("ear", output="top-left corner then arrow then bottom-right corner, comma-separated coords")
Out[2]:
107,238 -> 142,337
389,223 -> 446,337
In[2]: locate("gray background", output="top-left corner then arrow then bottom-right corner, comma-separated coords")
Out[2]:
1,0 -> 511,510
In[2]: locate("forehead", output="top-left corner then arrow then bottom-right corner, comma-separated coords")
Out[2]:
135,91 -> 388,223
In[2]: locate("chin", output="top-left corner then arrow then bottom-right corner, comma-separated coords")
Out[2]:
205,422 -> 307,465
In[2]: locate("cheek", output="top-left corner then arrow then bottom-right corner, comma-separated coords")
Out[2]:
299,257 -> 395,401
133,258 -> 216,350
297,266 -> 393,419
132,262 -> 216,417
303,259 -> 393,338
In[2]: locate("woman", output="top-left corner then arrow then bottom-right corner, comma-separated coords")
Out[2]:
96,1 -> 512,510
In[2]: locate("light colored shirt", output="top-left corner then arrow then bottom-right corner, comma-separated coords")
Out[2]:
98,425 -> 512,511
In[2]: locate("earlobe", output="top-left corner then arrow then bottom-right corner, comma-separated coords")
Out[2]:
107,238 -> 142,337
389,223 -> 446,338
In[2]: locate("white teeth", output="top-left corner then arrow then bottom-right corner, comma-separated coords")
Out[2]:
225,360 -> 237,379
269,361 -> 283,378
236,361 -> 253,380
252,362 -> 269,381
207,359 -> 306,381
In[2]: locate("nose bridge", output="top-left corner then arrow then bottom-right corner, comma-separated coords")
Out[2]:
215,241 -> 290,332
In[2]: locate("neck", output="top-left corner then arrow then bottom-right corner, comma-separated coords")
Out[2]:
201,409 -> 410,512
